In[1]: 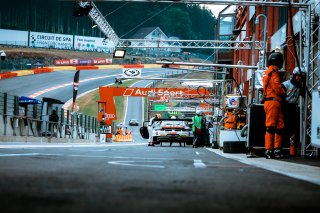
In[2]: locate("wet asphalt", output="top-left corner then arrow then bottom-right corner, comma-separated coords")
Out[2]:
0,142 -> 319,213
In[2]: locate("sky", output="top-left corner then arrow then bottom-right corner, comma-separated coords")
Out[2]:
203,4 -> 228,17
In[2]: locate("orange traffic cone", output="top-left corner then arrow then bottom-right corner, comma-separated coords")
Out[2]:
290,138 -> 295,156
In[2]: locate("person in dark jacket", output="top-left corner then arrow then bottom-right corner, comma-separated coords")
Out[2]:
49,110 -> 59,131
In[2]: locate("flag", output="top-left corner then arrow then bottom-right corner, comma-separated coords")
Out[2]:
72,70 -> 80,112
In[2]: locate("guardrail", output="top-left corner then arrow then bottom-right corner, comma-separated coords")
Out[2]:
0,92 -> 98,142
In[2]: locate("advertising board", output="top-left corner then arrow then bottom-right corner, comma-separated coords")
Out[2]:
0,29 -> 28,46
74,36 -> 115,53
29,31 -> 73,49
54,58 -> 113,66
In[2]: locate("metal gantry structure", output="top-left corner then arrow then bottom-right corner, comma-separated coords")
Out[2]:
299,0 -> 320,155
79,1 -> 265,50
78,0 -> 319,155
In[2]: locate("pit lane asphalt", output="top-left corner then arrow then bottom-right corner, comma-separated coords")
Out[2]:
0,142 -> 319,213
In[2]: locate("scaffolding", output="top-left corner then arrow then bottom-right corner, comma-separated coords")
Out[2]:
78,0 -> 319,156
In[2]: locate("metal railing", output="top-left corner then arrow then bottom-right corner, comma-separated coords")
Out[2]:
0,92 -> 98,141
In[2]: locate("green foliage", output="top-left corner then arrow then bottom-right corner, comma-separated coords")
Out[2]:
160,7 -> 195,39
0,0 -> 216,40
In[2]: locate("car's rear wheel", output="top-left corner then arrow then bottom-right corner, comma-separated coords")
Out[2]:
152,136 -> 159,144
186,138 -> 194,145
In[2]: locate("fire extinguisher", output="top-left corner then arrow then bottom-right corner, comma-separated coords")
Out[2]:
290,137 -> 295,156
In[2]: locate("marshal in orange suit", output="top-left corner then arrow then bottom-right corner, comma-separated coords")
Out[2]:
262,52 -> 286,159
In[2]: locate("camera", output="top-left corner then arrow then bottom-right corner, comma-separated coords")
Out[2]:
0,51 -> 6,60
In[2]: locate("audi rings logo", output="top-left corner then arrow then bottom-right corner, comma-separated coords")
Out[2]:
104,114 -> 116,119
123,69 -> 141,77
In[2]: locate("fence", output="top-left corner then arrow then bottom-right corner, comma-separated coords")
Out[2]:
0,92 -> 98,142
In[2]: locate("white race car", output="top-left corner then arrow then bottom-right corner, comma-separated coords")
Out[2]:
140,118 -> 194,146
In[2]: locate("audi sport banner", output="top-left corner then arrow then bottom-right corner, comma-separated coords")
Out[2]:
122,68 -> 142,78
72,70 -> 80,112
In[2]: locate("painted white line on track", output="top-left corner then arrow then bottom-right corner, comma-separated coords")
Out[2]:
0,153 -> 173,161
0,153 -> 63,157
29,74 -> 120,98
112,156 -> 172,160
206,148 -> 320,186
71,149 -> 116,152
108,160 -> 165,168
196,152 -> 200,155
0,143 -> 148,149
0,153 -> 44,157
193,159 -> 206,168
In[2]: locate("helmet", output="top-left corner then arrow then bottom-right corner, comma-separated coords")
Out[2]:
291,66 -> 306,86
268,52 -> 284,69
293,67 -> 306,75
197,111 -> 203,116
171,116 -> 176,119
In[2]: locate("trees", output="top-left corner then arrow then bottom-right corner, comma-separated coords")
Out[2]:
0,0 -> 216,40
160,7 -> 195,39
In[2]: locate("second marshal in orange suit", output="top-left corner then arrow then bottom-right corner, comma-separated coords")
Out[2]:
262,52 -> 286,159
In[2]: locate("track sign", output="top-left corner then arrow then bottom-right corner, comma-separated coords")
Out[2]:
154,104 -> 167,111
122,68 -> 141,78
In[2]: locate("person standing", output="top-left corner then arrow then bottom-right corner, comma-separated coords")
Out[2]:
192,111 -> 203,148
262,52 -> 286,159
281,67 -> 305,155
148,114 -> 161,146
49,109 -> 59,132
282,67 -> 305,104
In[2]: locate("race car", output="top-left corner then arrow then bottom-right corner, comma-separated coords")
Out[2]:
128,118 -> 139,126
140,118 -> 194,146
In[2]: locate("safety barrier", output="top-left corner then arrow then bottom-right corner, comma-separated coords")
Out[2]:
0,92 -> 98,142
0,72 -> 18,79
0,114 -> 96,142
75,66 -> 99,70
32,67 -> 54,74
113,134 -> 133,142
0,64 -> 186,79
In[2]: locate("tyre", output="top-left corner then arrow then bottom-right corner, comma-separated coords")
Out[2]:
212,141 -> 219,149
223,141 -> 246,153
186,138 -> 193,145
152,137 -> 159,144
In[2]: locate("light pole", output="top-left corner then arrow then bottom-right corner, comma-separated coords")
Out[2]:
255,14 -> 268,69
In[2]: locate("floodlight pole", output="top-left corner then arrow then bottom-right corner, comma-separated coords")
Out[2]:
255,14 -> 268,69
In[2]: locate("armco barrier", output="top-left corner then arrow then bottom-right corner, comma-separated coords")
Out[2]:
0,72 -> 18,79
75,66 -> 99,70
143,64 -> 162,68
123,64 -> 144,68
32,67 -> 54,74
12,70 -> 34,76
48,66 -> 76,71
97,65 -> 123,69
0,64 -> 185,80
